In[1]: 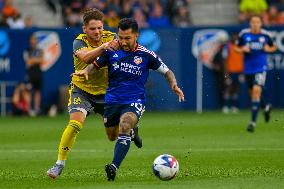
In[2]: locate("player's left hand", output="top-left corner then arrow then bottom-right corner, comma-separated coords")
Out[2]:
172,84 -> 185,102
71,69 -> 90,80
263,44 -> 272,52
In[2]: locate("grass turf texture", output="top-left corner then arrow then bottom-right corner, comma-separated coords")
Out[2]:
0,111 -> 283,189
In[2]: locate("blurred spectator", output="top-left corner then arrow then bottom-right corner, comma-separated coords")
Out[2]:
57,0 -> 195,28
222,33 -> 244,113
148,4 -> 171,27
173,6 -> 191,28
23,34 -> 44,116
268,0 -> 284,11
136,0 -> 151,18
165,0 -> 191,22
7,11 -> 25,29
0,15 -> 9,27
24,15 -> 35,28
133,8 -> 149,28
240,0 -> 268,14
64,6 -> 81,27
106,0 -> 120,8
212,42 -> 227,109
120,0 -> 133,18
263,5 -> 284,25
69,0 -> 87,13
2,0 -> 18,18
277,11 -> 284,24
239,0 -> 268,24
85,0 -> 106,11
104,7 -> 120,28
0,0 -> 4,11
12,82 -> 31,116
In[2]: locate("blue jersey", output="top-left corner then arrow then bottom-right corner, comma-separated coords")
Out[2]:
94,44 -> 169,104
237,29 -> 274,74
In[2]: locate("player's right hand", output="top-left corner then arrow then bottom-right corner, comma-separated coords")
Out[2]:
103,39 -> 119,51
71,70 -> 89,80
242,45 -> 250,53
172,84 -> 185,102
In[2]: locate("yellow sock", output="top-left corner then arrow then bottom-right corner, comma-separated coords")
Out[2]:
58,120 -> 83,160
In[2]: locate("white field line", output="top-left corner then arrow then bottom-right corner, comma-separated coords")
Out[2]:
0,148 -> 284,153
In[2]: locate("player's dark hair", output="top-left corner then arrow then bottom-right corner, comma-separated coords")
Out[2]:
83,8 -> 104,25
249,15 -> 263,22
118,18 -> 138,33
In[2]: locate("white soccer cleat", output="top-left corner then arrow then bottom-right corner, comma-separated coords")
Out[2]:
47,164 -> 64,179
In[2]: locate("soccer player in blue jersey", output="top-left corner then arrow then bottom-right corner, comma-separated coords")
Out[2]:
74,18 -> 185,181
236,15 -> 277,132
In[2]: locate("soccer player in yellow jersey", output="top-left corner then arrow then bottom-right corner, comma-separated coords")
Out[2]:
46,8 -> 120,179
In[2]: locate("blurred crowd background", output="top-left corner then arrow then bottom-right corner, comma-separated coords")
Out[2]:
1,0 -> 284,29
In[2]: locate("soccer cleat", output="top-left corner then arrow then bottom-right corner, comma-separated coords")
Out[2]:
231,107 -> 239,113
222,106 -> 229,114
131,126 -> 142,148
264,105 -> 272,123
105,164 -> 116,181
47,164 -> 64,179
247,123 -> 255,133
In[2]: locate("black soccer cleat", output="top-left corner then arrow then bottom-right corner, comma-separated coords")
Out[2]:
247,123 -> 255,133
264,105 -> 272,123
131,126 -> 142,148
105,164 -> 116,181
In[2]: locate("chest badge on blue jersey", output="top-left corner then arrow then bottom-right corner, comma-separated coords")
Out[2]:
113,62 -> 119,70
259,37 -> 265,43
134,56 -> 142,65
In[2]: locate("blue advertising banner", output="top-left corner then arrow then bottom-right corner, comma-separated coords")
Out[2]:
0,26 -> 283,114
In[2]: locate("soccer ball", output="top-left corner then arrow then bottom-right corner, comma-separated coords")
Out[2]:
152,154 -> 179,181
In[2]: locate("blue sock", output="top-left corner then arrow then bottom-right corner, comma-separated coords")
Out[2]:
232,94 -> 238,108
251,100 -> 260,123
223,96 -> 230,108
112,134 -> 131,169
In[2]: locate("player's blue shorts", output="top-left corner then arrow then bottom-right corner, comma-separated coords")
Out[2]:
68,83 -> 105,116
103,102 -> 145,128
245,72 -> 266,89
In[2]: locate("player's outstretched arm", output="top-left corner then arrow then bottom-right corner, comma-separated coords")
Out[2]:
75,39 -> 119,64
264,44 -> 277,53
71,64 -> 95,80
164,70 -> 185,102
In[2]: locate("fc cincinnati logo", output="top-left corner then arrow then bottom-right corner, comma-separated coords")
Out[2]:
259,37 -> 265,43
33,31 -> 61,71
192,29 -> 228,68
133,56 -> 142,65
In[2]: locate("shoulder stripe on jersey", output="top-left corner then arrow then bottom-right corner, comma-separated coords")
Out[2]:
239,28 -> 250,37
261,29 -> 272,37
137,45 -> 157,58
74,46 -> 87,54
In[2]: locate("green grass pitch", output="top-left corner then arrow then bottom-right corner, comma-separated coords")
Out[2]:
0,110 -> 284,189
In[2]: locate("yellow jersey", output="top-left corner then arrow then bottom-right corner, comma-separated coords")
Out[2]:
71,31 -> 115,95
